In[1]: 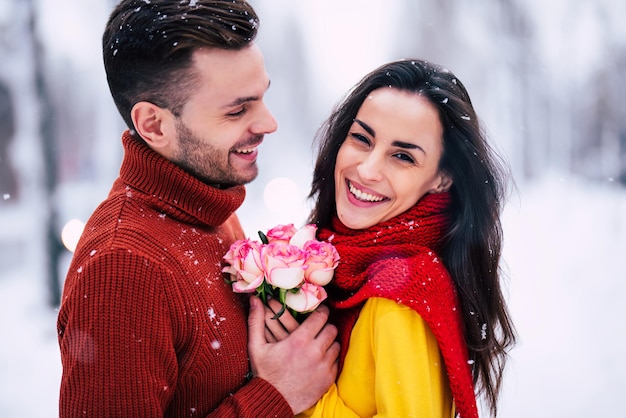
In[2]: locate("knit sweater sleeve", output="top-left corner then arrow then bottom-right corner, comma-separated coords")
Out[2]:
58,248 -> 292,418
208,377 -> 292,417
58,249 -> 180,416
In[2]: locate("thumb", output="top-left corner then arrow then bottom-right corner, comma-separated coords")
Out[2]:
247,295 -> 266,348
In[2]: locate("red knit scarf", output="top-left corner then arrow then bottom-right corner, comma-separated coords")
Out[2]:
318,192 -> 479,418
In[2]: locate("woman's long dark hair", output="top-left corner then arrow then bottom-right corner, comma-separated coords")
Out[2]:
308,59 -> 516,416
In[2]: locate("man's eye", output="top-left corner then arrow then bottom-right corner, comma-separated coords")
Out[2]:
228,107 -> 246,117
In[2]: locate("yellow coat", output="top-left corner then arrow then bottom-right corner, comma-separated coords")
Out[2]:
299,297 -> 454,418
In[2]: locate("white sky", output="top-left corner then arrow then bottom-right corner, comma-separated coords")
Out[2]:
292,0 -> 401,107
35,0 -> 109,72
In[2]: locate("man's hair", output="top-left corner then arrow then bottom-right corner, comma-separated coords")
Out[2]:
103,0 -> 259,130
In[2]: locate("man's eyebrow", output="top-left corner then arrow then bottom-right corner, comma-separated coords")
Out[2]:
354,118 -> 425,154
226,96 -> 258,107
223,80 -> 271,108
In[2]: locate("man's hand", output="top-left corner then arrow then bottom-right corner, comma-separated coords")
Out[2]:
248,296 -> 339,414
262,297 -> 299,342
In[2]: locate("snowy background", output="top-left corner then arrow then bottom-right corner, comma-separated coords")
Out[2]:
1,0 -> 625,417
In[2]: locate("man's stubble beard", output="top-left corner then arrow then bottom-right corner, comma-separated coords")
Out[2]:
172,119 -> 258,187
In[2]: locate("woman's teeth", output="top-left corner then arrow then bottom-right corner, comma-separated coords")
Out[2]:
349,181 -> 384,202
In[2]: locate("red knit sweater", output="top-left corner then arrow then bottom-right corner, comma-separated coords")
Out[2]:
318,193 -> 479,418
57,132 -> 292,417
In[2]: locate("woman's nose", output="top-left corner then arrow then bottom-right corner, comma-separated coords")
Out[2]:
356,152 -> 384,182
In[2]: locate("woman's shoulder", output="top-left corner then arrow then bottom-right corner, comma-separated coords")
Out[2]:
360,297 -> 424,325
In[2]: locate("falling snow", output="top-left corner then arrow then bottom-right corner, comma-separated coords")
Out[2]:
208,307 -> 217,321
1,1 -> 625,417
5,174 -> 619,418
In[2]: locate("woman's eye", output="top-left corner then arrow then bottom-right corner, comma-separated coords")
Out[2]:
394,152 -> 415,164
351,133 -> 370,145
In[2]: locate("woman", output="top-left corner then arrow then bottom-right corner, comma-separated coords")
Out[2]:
301,59 -> 516,417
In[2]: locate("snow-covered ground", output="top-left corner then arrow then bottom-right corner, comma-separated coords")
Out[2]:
0,172 -> 624,417
497,173 -> 626,417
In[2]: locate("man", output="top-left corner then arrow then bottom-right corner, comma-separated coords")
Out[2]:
57,1 -> 339,416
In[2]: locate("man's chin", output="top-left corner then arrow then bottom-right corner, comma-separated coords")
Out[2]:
236,167 -> 259,185
214,171 -> 258,188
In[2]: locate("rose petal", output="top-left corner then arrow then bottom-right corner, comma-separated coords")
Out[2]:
285,283 -> 327,312
232,275 -> 263,293
266,266 -> 305,290
239,270 -> 264,285
306,268 -> 335,286
266,224 -> 298,244
222,265 -> 238,276
289,224 -> 318,248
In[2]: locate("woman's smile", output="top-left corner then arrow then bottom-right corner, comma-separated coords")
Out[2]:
347,179 -> 387,203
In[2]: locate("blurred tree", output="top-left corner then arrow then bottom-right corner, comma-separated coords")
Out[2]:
27,0 -> 64,306
0,81 -> 18,200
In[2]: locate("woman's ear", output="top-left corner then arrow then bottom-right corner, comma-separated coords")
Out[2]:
430,172 -> 453,193
130,101 -> 176,153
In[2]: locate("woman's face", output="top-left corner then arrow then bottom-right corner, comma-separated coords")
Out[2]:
334,87 -> 451,230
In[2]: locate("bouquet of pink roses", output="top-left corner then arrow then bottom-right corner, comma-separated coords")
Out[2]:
222,223 -> 340,318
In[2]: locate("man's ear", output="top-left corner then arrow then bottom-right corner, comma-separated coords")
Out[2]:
430,171 -> 453,194
130,101 -> 176,152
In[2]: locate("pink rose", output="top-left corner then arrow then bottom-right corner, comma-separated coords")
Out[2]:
285,282 -> 327,312
260,243 -> 306,289
302,240 -> 340,286
265,224 -> 298,244
222,239 -> 264,293
289,224 -> 318,249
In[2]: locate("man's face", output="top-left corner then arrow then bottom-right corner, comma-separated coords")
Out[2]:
170,44 -> 277,186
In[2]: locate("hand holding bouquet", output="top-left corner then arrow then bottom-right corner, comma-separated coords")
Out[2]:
222,224 -> 339,318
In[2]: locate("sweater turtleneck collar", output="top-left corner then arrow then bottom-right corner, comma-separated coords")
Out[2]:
119,131 -> 246,227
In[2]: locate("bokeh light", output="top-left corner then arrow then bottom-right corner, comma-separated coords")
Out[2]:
60,219 -> 85,253
263,177 -> 301,215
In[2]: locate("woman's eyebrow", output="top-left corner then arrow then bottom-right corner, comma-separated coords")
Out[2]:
391,140 -> 425,154
354,118 -> 375,137
354,118 -> 425,154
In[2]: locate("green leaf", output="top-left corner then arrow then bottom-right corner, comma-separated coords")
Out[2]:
258,230 -> 269,244
271,304 -> 286,320
278,287 -> 287,304
257,283 -> 267,305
